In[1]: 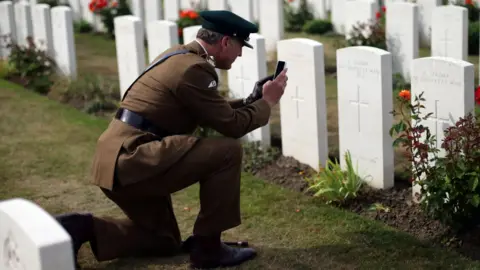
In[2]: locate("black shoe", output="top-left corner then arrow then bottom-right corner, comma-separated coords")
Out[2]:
54,213 -> 94,268
189,235 -> 257,269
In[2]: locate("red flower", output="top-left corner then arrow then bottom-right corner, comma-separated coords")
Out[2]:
382,6 -> 386,12
466,0 -> 473,5
376,11 -> 381,19
475,86 -> 480,105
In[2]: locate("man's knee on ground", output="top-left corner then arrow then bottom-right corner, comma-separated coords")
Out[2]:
216,137 -> 243,165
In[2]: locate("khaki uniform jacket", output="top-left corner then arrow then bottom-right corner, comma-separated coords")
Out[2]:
90,41 -> 272,190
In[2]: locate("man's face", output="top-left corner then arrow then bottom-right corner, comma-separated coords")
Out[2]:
215,36 -> 243,70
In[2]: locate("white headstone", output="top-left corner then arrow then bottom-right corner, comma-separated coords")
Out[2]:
410,56 -> 475,200
230,0 -> 253,21
67,0 -> 81,21
80,0 -> 95,26
144,0 -> 163,31
51,6 -> 77,79
0,1 -> 16,59
0,198 -> 75,270
417,0 -> 442,47
182,25 -> 201,44
131,0 -> 145,27
227,33 -> 270,146
164,0 -> 180,21
277,38 -> 329,171
331,0 -> 346,34
386,2 -> 419,81
33,4 -> 54,58
114,15 -> 146,99
344,0 -> 378,40
147,20 -> 179,63
336,46 -> 394,189
259,0 -> 283,53
308,0 -> 327,20
208,0 -> 228,10
14,1 -> 33,46
431,5 -> 468,61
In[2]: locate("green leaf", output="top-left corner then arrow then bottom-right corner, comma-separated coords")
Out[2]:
472,195 -> 480,208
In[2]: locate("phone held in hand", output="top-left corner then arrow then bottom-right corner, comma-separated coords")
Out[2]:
273,61 -> 286,79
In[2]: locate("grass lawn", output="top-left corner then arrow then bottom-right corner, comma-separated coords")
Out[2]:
1,78 -> 480,269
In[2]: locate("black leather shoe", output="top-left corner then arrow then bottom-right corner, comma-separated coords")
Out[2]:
189,235 -> 257,269
54,213 -> 94,269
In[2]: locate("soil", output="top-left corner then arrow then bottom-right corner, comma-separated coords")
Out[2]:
254,155 -> 480,261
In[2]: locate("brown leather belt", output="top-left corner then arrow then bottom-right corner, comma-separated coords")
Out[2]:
115,108 -> 170,138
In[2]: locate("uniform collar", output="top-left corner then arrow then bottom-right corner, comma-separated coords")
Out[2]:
185,40 -> 216,67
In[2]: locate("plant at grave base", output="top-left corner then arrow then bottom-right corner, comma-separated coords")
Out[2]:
89,0 -> 131,38
390,89 -> 480,232
4,36 -> 56,94
74,19 -> 94,33
283,0 -> 314,33
49,73 -> 120,115
346,6 -> 386,50
241,141 -> 281,174
176,9 -> 201,44
305,151 -> 365,205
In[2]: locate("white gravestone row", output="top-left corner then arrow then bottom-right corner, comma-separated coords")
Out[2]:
431,5 -> 468,61
0,1 -> 77,79
0,198 -> 76,270
410,56 -> 475,200
386,2 -> 419,81
336,46 -> 394,189
228,34 -> 270,147
277,38 -> 329,172
114,15 -> 146,99
0,1 -> 16,59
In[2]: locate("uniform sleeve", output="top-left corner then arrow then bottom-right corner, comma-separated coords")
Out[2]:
227,98 -> 245,109
176,63 -> 271,139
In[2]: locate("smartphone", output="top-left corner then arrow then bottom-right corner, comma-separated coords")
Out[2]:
273,61 -> 286,79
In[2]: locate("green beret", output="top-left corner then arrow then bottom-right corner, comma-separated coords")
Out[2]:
199,10 -> 259,49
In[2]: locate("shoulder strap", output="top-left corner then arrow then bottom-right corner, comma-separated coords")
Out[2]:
121,49 -> 190,101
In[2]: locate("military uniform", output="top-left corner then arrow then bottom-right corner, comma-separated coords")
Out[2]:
56,10 -> 274,269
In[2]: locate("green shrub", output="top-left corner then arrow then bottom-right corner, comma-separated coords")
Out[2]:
302,19 -> 332,34
284,0 -> 314,32
74,19 -> 94,33
242,141 -> 281,174
49,73 -> 119,114
4,36 -> 56,94
468,21 -> 479,55
305,151 -> 365,205
391,91 -> 480,232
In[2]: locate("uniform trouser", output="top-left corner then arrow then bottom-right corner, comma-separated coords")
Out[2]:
88,137 -> 244,262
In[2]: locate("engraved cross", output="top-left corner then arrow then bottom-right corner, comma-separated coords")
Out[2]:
439,29 -> 453,57
291,86 -> 304,119
430,100 -> 451,148
349,85 -> 369,132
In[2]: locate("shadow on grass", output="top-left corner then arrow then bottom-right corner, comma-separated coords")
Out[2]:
81,229 -> 472,270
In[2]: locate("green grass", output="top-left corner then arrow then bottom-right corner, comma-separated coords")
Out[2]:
1,78 -> 480,269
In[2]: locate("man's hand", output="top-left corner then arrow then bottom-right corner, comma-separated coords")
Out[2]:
262,68 -> 288,108
243,74 -> 274,105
